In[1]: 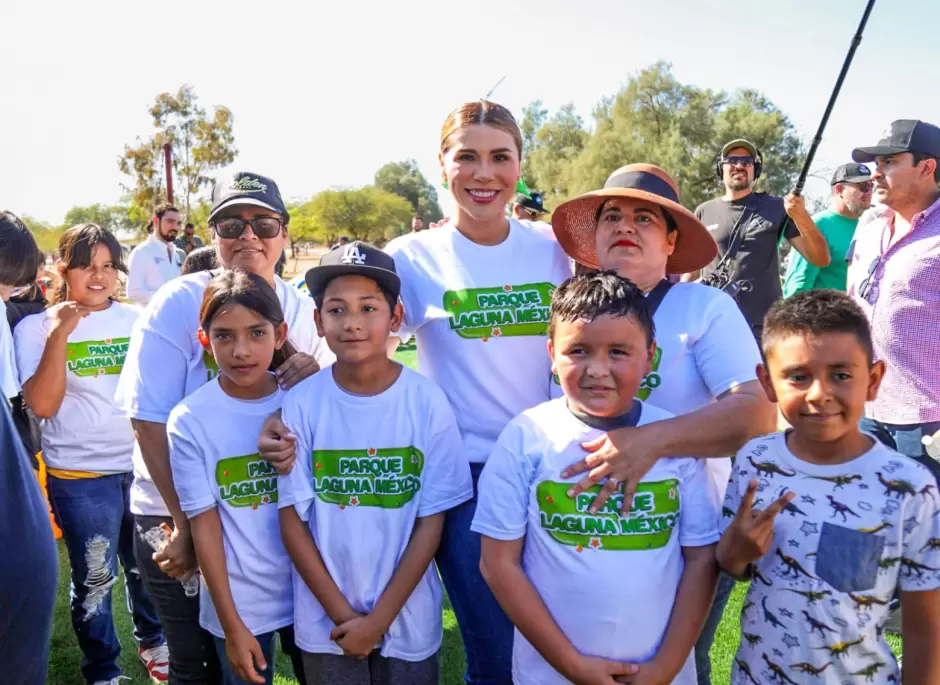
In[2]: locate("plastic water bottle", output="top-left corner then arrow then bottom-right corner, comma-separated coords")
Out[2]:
138,522 -> 200,597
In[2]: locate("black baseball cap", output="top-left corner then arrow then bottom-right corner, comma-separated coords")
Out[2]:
305,241 -> 401,301
513,191 -> 550,215
831,163 -> 872,185
208,171 -> 288,223
852,119 -> 940,163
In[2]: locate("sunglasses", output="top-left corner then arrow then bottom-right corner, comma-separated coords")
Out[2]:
857,254 -> 882,304
723,156 -> 754,168
849,181 -> 874,192
211,216 -> 284,240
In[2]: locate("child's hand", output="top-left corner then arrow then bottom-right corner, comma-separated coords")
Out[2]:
330,614 -> 384,659
257,410 -> 297,475
611,659 -> 671,684
571,655 -> 638,684
48,302 -> 90,337
153,524 -> 197,580
225,624 -> 267,684
719,480 -> 795,575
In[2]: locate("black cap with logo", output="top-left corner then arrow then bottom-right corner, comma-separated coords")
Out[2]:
513,191 -> 551,215
852,119 -> 940,163
305,241 -> 401,301
208,171 -> 288,223
830,163 -> 872,185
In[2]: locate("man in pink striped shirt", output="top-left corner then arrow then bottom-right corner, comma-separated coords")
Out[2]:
848,119 -> 940,483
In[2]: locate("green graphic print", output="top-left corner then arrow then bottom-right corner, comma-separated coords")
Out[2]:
216,455 -> 278,508
313,447 -> 424,509
536,478 -> 680,551
203,349 -> 220,382
444,283 -> 555,340
66,337 -> 130,377
636,344 -> 663,400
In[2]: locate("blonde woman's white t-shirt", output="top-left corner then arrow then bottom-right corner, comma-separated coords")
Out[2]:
385,219 -> 573,464
168,379 -> 292,638
15,302 -> 141,473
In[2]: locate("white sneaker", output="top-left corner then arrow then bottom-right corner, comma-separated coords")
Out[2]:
92,677 -> 130,685
139,643 -> 170,683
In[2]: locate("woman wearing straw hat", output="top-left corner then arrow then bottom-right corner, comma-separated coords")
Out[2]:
551,164 -> 777,685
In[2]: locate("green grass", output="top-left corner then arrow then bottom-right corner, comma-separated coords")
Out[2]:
46,346 -> 902,682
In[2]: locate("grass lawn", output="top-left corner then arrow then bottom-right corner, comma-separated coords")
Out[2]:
44,345 -> 902,683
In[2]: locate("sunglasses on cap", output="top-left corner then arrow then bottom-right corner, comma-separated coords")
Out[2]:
722,156 -> 754,168
211,216 -> 284,240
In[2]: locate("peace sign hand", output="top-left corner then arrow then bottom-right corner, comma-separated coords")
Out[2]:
716,480 -> 794,579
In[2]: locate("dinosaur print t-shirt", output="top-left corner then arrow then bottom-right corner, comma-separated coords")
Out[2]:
722,432 -> 940,684
471,398 -> 721,685
385,220 -> 573,464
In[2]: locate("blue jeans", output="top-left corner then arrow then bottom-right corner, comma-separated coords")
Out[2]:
435,462 -> 513,685
693,572 -> 736,685
47,473 -> 164,683
860,418 -> 940,485
214,625 -> 304,685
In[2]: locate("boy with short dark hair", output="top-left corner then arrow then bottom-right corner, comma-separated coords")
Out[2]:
278,240 -> 473,685
472,270 -> 720,685
719,290 -> 940,684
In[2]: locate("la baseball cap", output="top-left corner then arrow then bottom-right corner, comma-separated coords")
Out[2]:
305,241 -> 401,301
208,171 -> 288,223
831,163 -> 872,185
513,191 -> 551,215
852,119 -> 940,163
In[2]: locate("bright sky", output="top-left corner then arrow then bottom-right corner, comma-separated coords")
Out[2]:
5,0 -> 937,225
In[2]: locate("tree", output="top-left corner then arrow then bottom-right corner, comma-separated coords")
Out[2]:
119,85 -> 236,230
21,215 -> 63,254
61,204 -> 134,235
523,62 -> 804,212
373,160 -> 443,223
299,186 -> 414,247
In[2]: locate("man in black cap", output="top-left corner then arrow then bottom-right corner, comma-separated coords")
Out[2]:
847,119 -> 940,483
687,139 -> 830,341
511,191 -> 551,222
783,163 -> 873,296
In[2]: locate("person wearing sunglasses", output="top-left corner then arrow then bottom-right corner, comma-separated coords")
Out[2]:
115,171 -> 335,684
783,163 -> 873,297
685,138 -> 830,342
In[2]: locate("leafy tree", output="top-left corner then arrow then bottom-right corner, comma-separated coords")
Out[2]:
524,62 -> 804,212
61,204 -> 134,235
20,215 -> 62,254
373,160 -> 443,222
298,186 -> 414,247
119,85 -> 236,229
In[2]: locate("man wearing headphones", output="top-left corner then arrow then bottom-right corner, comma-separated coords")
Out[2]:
686,139 -> 829,340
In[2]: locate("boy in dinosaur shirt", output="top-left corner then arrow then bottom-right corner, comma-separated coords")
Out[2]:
718,290 -> 940,685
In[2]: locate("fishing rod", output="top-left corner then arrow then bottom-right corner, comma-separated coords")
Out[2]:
793,0 -> 877,195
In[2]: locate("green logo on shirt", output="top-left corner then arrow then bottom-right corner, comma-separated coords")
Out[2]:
216,455 -> 278,508
536,478 -> 680,551
312,447 -> 424,509
443,283 -> 555,340
636,344 -> 663,400
203,350 -> 220,382
66,337 -> 130,377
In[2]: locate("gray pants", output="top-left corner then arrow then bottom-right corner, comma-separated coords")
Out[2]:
301,650 -> 439,685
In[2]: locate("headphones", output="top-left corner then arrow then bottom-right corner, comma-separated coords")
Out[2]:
715,140 -> 763,181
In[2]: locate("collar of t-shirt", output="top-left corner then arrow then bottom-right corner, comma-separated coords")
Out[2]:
567,400 -> 642,431
146,234 -> 177,263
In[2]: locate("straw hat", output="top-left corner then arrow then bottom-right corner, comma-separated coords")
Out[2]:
551,164 -> 718,274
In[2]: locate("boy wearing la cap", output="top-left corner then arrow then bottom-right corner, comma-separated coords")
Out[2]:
784,163 -> 874,297
116,171 -> 334,683
278,241 -> 473,685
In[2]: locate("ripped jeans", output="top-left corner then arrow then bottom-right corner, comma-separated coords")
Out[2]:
48,473 -> 164,684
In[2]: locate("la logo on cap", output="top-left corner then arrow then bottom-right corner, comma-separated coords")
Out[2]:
341,244 -> 366,265
231,177 -> 267,193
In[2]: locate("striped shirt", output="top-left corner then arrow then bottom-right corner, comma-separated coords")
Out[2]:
848,195 -> 940,424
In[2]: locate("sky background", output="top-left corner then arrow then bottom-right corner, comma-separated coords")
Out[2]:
4,0 -> 938,225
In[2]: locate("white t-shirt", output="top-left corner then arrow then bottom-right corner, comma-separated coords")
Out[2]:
723,432 -> 940,685
639,281 -> 761,499
471,398 -> 720,685
385,219 -> 573,464
15,302 -> 141,473
126,234 -> 183,306
277,366 -> 473,660
0,299 -> 18,400
168,379 -> 292,638
116,270 -> 335,516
